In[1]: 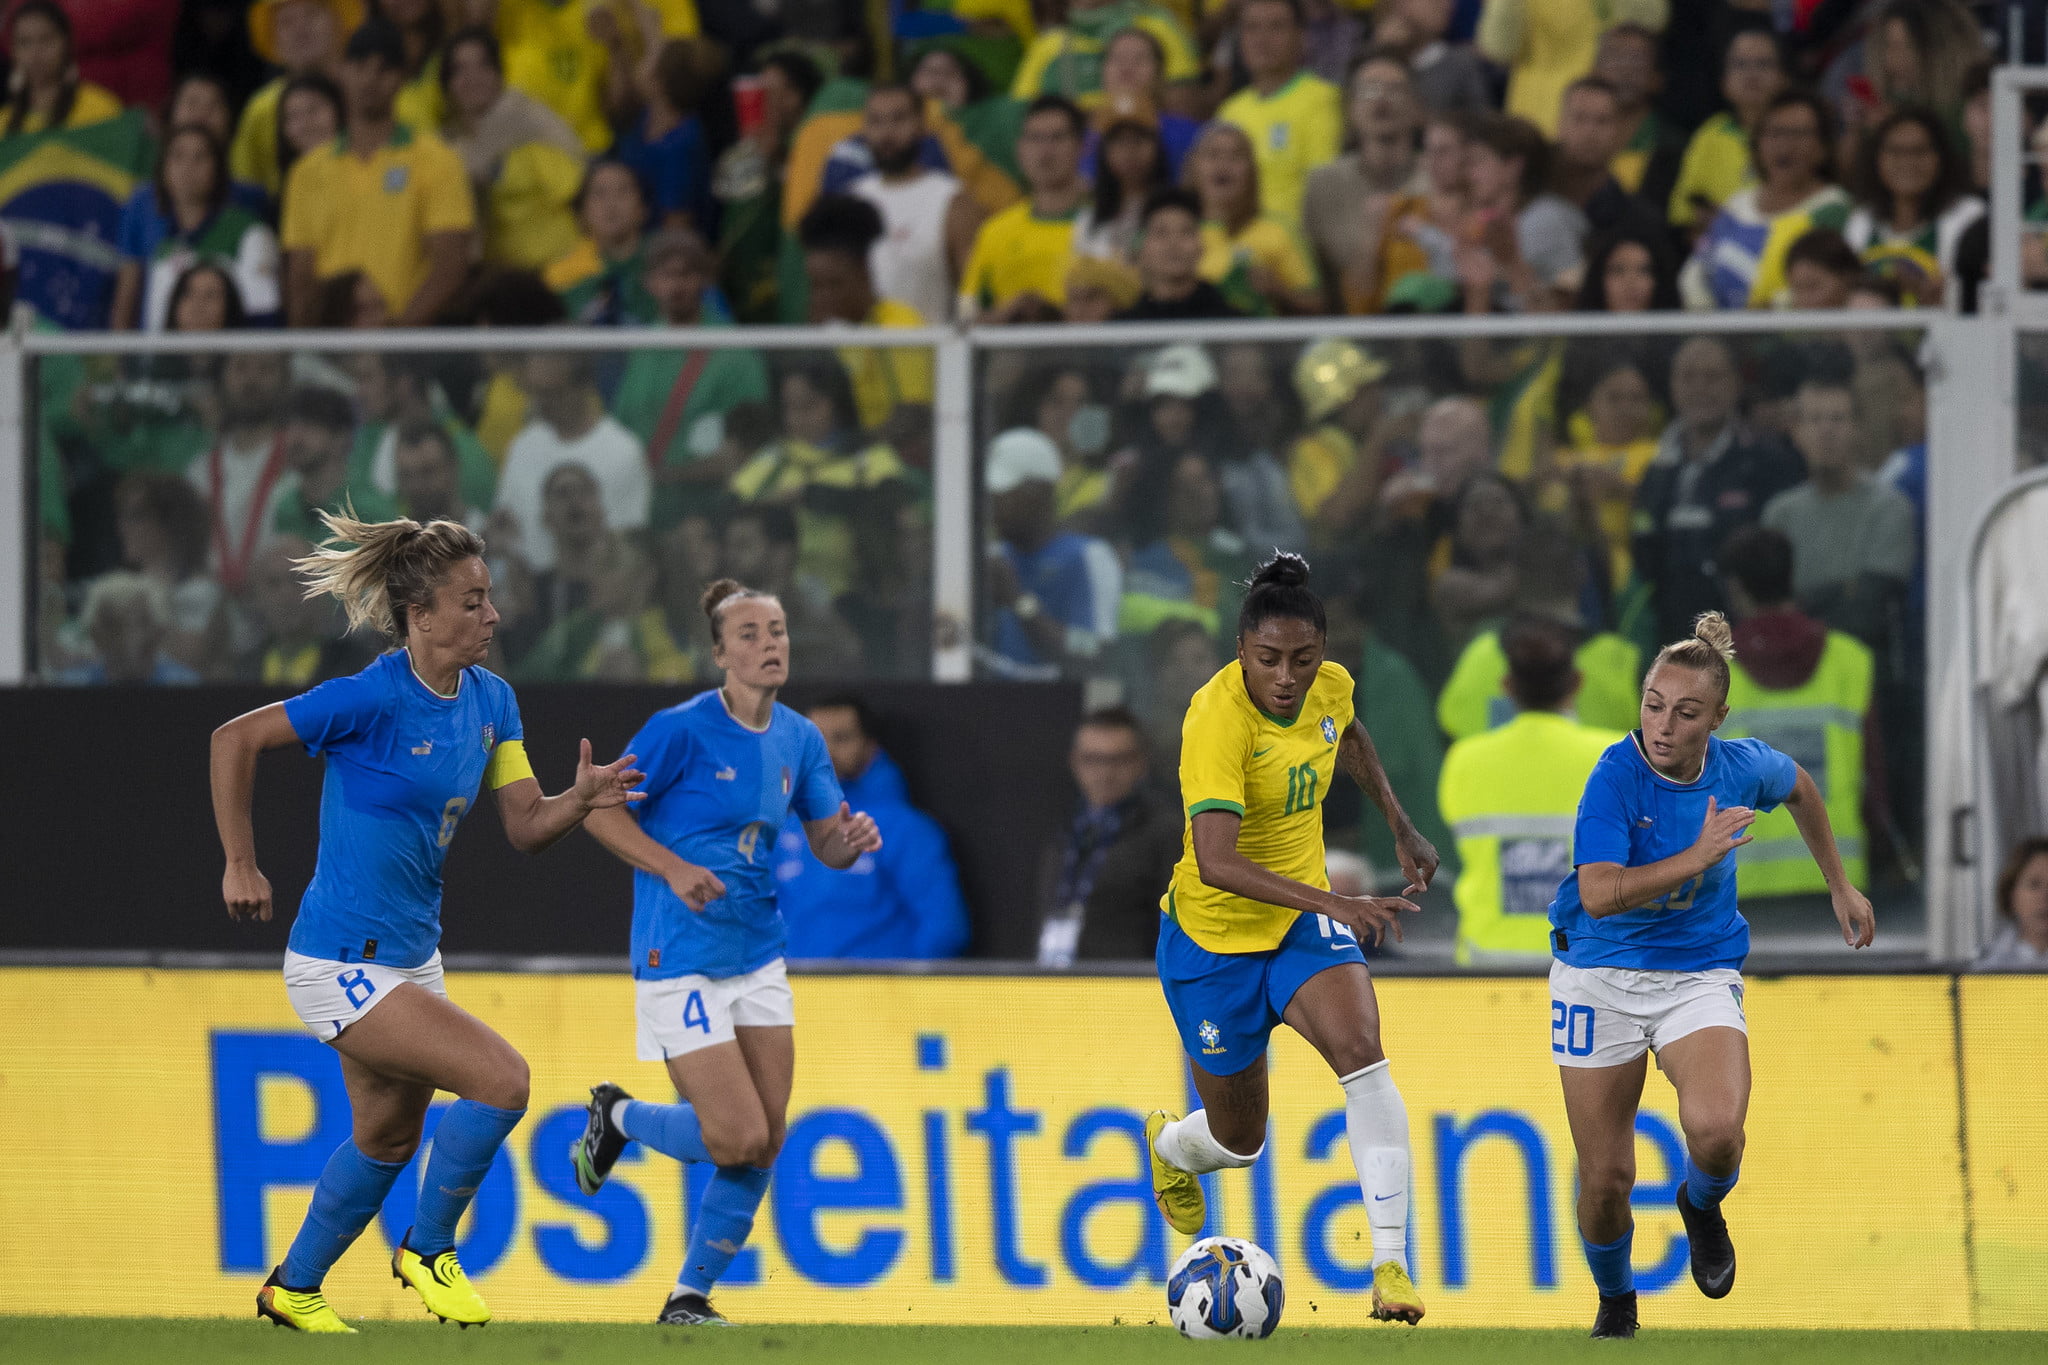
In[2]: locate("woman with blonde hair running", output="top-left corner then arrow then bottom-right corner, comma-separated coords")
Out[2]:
1546,612 -> 1875,1339
211,510 -> 644,1333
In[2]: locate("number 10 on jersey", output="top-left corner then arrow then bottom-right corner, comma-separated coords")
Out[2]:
1284,762 -> 1319,815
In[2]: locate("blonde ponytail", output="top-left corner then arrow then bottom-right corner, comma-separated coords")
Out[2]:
1649,610 -> 1737,698
292,506 -> 486,642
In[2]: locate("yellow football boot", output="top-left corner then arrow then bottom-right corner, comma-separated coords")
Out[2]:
256,1269 -> 357,1333
392,1238 -> 491,1326
1370,1260 -> 1426,1325
1145,1110 -> 1207,1236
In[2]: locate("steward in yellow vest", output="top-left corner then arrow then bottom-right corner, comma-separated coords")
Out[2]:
1439,616 -> 1623,965
1437,621 -> 1641,740
1715,525 -> 1876,897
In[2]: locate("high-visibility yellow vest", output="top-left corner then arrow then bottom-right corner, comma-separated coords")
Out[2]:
1720,632 -> 1873,896
1438,711 -> 1623,965
1438,628 -> 1641,742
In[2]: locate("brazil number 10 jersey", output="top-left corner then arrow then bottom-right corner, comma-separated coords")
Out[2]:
1163,661 -> 1355,953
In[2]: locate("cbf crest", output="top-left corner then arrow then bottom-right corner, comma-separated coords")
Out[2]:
1320,716 -> 1336,744
1198,1020 -> 1221,1050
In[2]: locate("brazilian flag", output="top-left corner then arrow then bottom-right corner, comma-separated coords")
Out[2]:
0,108 -> 154,330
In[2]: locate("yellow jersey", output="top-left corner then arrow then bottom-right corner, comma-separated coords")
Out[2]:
1216,72 -> 1342,226
957,201 -> 1077,313
280,125 -> 476,317
1200,216 -> 1318,293
1165,660 -> 1356,953
497,0 -> 700,151
841,298 -> 934,432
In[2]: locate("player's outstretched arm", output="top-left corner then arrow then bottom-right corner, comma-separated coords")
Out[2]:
1190,810 -> 1419,944
1781,764 -> 1876,948
1579,796 -> 1757,919
1338,720 -> 1439,894
209,703 -> 304,922
805,802 -> 883,871
493,739 -> 646,855
582,804 -> 728,911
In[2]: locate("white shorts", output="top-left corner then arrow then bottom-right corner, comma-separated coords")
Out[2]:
1547,961 -> 1747,1069
636,959 -> 795,1062
283,949 -> 447,1041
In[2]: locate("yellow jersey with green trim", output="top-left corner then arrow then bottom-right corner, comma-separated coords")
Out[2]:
1164,660 -> 1355,953
1216,72 -> 1343,225
957,201 -> 1077,313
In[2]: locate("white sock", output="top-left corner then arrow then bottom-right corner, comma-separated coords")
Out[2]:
1153,1109 -> 1262,1174
610,1098 -> 633,1133
1340,1060 -> 1411,1272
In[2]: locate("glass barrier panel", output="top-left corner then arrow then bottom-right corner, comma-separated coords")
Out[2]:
32,339 -> 938,688
971,322 -> 1929,960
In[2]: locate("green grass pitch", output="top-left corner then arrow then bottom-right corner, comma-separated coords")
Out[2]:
4,1321 -> 2046,1364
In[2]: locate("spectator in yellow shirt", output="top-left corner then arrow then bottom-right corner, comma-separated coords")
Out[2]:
231,0 -> 361,200
1476,0 -> 1666,138
1215,0 -> 1342,227
798,195 -> 935,446
1185,122 -> 1321,315
493,0 -> 701,153
958,96 -> 1089,322
281,18 -> 476,326
1669,26 -> 1786,233
0,1 -> 124,136
1010,0 -> 1203,112
442,25 -> 587,270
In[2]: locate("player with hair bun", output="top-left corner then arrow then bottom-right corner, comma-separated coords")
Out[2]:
209,510 -> 646,1333
1145,551 -> 1441,1326
1547,611 -> 1875,1340
571,577 -> 882,1325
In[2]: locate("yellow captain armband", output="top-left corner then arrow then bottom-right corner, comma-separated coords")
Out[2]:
485,739 -> 535,789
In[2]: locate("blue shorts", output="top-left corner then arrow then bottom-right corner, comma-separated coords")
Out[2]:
1157,910 -> 1367,1076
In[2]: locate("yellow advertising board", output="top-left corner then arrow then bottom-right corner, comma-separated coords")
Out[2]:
1958,975 -> 2048,1330
0,968 -> 2028,1328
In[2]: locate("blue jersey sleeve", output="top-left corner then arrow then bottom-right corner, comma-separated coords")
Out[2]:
1572,753 -> 1636,866
1733,737 -> 1798,812
283,668 -> 388,756
625,712 -> 691,808
496,677 -> 525,744
791,724 -> 843,824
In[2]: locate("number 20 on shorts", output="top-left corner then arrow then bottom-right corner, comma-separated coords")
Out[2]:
1551,999 -> 1595,1057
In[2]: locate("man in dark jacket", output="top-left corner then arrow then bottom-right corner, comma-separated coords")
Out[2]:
1036,707 -> 1185,964
1631,335 -> 1805,646
776,695 -> 971,960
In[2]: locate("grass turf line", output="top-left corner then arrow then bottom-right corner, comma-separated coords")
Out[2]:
3,1321 -> 2046,1364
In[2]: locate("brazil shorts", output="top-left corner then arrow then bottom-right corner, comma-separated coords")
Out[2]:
1156,910 -> 1367,1076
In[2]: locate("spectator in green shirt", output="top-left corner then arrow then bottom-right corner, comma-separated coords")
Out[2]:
272,384 -> 397,545
611,227 -> 771,532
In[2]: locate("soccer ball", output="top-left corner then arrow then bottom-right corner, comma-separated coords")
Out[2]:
1166,1236 -> 1284,1340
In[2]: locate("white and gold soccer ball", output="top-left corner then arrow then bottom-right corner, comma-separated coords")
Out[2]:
1166,1236 -> 1284,1340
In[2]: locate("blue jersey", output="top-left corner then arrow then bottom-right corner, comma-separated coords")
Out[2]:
1548,733 -> 1798,972
282,651 -> 526,968
625,690 -> 842,980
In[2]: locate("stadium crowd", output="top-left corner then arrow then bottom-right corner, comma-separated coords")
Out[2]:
18,0 -> 2036,962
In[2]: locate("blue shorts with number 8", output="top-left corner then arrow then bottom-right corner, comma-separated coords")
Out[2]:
635,958 -> 796,1061
1157,910 -> 1368,1077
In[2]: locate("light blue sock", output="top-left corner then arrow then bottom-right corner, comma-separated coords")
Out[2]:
679,1166 -> 771,1296
410,1100 -> 525,1258
620,1099 -> 713,1165
280,1141 -> 407,1289
1684,1156 -> 1740,1210
1581,1228 -> 1635,1298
